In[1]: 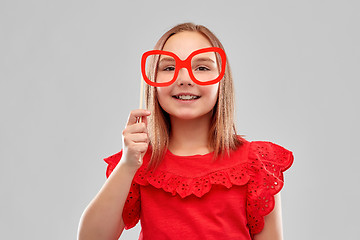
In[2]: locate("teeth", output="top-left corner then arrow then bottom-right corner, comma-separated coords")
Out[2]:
175,95 -> 200,100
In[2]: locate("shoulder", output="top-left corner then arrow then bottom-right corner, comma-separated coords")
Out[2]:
247,140 -> 294,173
248,140 -> 293,154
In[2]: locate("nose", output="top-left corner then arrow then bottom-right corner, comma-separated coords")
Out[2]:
176,68 -> 194,86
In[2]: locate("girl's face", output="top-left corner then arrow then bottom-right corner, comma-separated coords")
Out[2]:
156,31 -> 220,121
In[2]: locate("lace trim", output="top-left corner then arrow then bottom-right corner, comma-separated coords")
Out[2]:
122,181 -> 140,230
104,151 -> 141,230
134,163 -> 251,198
246,141 -> 294,236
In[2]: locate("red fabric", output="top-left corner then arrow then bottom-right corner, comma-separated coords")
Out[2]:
104,139 -> 294,239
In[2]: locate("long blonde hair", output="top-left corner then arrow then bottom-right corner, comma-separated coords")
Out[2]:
145,22 -> 243,169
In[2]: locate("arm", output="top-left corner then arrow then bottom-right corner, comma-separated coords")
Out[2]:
253,193 -> 283,240
78,109 -> 151,240
77,162 -> 137,240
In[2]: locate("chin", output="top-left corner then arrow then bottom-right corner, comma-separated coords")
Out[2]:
171,110 -> 212,121
176,115 -> 199,120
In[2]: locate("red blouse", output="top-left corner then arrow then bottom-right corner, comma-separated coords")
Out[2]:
104,140 -> 294,239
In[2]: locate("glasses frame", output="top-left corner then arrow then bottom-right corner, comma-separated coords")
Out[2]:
141,47 -> 226,87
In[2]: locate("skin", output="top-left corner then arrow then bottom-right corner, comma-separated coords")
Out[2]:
78,31 -> 284,240
156,31 -> 220,155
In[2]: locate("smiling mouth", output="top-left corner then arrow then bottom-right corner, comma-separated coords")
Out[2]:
172,95 -> 201,100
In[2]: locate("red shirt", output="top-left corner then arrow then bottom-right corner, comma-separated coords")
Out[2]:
104,140 -> 294,239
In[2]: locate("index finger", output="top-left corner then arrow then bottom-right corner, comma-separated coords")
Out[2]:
127,109 -> 151,126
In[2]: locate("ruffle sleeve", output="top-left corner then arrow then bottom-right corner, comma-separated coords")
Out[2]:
246,141 -> 294,236
104,150 -> 140,230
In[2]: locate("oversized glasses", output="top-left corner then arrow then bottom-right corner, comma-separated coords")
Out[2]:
141,47 -> 226,87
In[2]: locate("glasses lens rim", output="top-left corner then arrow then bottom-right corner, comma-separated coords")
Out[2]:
144,52 -> 177,87
190,50 -> 224,83
141,47 -> 226,87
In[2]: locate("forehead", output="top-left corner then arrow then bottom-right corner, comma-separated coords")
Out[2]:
162,31 -> 213,60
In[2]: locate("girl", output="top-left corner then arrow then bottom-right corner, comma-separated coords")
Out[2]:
78,23 -> 294,240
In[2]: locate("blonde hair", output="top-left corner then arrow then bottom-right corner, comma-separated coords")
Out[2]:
145,22 -> 243,169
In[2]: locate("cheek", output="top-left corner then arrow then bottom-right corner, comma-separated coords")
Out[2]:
156,87 -> 171,107
203,84 -> 219,101
156,87 -> 170,99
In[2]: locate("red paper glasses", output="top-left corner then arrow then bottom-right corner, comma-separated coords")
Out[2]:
141,47 -> 226,87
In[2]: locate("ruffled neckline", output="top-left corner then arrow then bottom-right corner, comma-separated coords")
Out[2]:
133,141 -> 251,198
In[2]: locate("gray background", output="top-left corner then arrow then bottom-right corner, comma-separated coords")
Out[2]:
1,0 -> 359,239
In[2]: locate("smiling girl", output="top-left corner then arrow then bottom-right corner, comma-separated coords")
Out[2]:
78,23 -> 294,240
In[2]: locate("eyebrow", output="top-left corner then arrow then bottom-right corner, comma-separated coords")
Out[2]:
159,57 -> 176,63
192,57 -> 216,63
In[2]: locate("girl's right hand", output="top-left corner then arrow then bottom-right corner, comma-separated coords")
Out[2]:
121,109 -> 151,172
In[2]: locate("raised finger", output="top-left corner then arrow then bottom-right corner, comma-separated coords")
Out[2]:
127,109 -> 151,126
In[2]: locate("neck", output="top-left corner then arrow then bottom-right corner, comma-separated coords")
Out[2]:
168,112 -> 213,156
